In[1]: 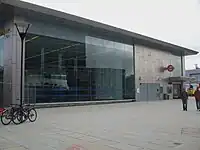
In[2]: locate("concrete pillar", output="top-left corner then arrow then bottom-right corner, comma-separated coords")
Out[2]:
3,20 -> 24,106
0,35 -> 4,107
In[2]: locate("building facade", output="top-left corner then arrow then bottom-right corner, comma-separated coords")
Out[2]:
135,45 -> 185,100
184,68 -> 200,92
186,68 -> 200,84
0,0 -> 198,106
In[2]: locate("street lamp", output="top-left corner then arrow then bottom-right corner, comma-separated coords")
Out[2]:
15,23 -> 30,106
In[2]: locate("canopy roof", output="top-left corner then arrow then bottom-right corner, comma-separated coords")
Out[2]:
0,0 -> 199,56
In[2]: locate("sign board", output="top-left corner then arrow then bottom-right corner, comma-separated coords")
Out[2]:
167,65 -> 175,72
160,65 -> 175,72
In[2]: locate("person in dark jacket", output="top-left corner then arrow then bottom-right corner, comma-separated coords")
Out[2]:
181,88 -> 188,111
194,87 -> 200,111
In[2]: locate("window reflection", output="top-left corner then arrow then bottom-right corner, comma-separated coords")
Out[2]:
86,36 -> 135,99
25,34 -> 135,103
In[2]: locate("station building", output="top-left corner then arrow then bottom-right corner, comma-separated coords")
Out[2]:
0,0 -> 198,106
185,66 -> 200,91
186,66 -> 200,84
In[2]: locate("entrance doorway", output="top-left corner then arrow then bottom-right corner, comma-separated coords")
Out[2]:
173,84 -> 181,99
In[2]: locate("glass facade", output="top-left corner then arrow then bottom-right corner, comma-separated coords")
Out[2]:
85,36 -> 134,100
25,33 -> 135,103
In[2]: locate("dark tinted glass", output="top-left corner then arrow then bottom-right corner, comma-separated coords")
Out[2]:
25,34 -> 135,103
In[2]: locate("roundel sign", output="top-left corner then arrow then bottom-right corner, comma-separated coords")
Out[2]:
167,65 -> 174,72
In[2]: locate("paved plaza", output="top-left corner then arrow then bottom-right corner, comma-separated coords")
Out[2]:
0,99 -> 200,150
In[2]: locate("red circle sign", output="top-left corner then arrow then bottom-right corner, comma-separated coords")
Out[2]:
167,65 -> 174,72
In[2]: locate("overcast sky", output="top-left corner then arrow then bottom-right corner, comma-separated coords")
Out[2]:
22,0 -> 200,70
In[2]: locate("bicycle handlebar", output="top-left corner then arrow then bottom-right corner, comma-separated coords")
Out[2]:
10,104 -> 20,106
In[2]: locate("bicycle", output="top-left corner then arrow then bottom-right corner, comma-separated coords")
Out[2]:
13,104 -> 37,124
0,104 -> 21,125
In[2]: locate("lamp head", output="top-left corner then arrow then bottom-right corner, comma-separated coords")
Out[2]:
15,22 -> 31,39
15,21 -> 31,33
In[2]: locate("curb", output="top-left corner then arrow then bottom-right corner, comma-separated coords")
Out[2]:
34,99 -> 136,109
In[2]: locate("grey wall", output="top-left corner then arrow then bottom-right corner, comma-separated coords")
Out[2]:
135,45 -> 183,101
0,35 -> 4,107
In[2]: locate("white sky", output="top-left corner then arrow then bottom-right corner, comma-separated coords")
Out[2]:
22,0 -> 200,70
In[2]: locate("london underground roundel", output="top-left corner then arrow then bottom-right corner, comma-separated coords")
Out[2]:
167,65 -> 174,72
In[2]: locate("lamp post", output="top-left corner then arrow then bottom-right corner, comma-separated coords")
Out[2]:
15,23 -> 30,106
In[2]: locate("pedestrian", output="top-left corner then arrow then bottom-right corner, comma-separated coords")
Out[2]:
194,87 -> 200,111
181,88 -> 188,111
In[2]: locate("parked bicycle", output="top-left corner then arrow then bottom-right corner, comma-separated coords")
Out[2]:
0,104 -> 21,125
14,104 -> 37,124
0,104 -> 37,125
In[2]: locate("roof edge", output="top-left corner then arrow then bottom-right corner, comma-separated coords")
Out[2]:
1,0 -> 199,56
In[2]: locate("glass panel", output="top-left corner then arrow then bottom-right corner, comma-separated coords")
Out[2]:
25,34 -> 135,103
123,44 -> 135,98
25,34 -> 83,103
86,36 -> 135,100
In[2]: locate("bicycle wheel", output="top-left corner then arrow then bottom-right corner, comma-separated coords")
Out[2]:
12,110 -> 23,125
1,109 -> 12,125
28,108 -> 37,122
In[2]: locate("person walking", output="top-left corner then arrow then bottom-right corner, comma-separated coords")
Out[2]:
181,88 -> 188,111
194,87 -> 200,111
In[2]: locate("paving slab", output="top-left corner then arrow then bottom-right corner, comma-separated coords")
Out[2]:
0,98 -> 200,150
